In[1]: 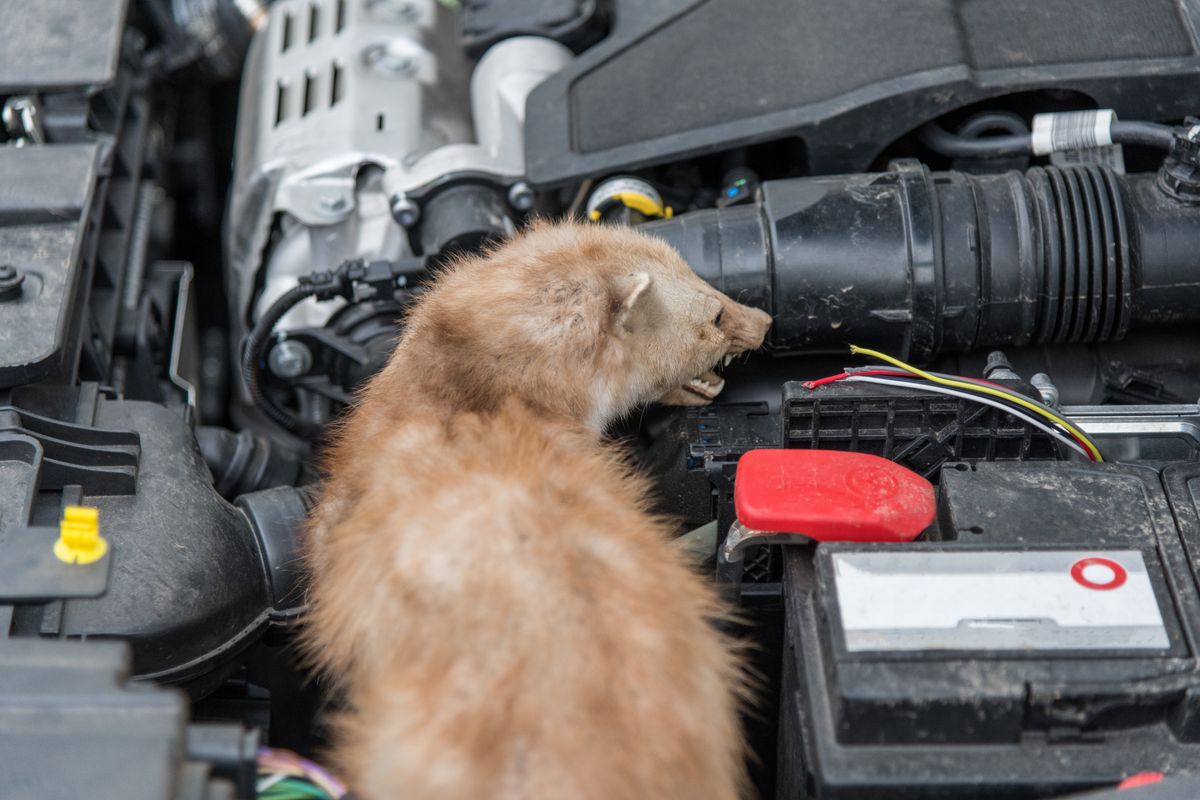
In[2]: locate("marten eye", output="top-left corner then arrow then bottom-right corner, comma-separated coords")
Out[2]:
713,309 -> 724,327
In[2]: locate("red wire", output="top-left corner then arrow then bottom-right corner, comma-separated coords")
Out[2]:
801,372 -> 849,388
802,369 -> 912,388
804,369 -> 1010,390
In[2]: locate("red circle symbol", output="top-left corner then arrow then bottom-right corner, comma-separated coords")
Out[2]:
1070,557 -> 1128,591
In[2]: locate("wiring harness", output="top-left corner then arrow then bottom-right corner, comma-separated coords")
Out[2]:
257,747 -> 349,800
803,346 -> 1105,462
241,257 -> 427,435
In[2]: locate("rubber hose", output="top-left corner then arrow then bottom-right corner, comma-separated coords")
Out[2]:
1110,120 -> 1174,149
921,120 -> 1175,159
956,111 -> 1029,138
918,122 -> 1031,158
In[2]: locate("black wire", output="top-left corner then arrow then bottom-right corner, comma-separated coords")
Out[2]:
241,283 -> 320,434
918,122 -> 1031,158
1111,120 -> 1174,149
919,118 -> 1175,159
956,111 -> 1029,139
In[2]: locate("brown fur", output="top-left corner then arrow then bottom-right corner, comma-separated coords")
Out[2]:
303,221 -> 772,799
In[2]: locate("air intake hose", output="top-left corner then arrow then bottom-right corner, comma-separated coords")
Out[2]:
644,160 -> 1200,361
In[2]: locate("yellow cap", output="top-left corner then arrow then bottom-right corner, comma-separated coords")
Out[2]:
587,190 -> 673,221
54,505 -> 108,565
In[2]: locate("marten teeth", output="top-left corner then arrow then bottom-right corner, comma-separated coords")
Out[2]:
688,372 -> 726,398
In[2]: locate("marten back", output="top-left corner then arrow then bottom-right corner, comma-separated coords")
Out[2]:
311,406 -> 747,799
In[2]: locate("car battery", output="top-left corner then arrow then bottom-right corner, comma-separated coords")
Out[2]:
777,461 -> 1200,799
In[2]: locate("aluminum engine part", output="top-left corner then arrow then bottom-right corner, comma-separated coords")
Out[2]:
226,0 -> 571,337
1068,403 -> 1200,462
380,34 -> 572,201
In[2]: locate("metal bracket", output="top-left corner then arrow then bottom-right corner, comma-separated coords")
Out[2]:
721,520 -> 811,564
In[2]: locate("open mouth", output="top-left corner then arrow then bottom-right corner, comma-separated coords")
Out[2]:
683,369 -> 726,400
680,354 -> 734,401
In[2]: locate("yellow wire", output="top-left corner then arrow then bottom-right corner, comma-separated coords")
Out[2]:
849,345 -> 1104,462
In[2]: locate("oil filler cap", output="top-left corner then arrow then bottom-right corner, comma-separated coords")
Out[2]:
723,450 -> 934,562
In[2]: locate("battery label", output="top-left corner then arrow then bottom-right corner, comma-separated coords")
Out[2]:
831,550 -> 1169,652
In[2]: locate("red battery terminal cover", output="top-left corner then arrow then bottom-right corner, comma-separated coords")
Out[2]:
733,449 -> 935,543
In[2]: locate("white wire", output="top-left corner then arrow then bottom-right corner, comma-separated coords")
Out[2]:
844,376 -> 1091,460
256,774 -> 288,793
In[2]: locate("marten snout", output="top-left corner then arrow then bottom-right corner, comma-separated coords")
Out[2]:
718,300 -> 772,355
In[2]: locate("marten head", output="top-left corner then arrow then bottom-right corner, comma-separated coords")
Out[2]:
390,221 -> 772,431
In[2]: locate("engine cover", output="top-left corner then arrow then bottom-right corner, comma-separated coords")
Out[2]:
525,0 -> 1200,185
0,387 -> 295,695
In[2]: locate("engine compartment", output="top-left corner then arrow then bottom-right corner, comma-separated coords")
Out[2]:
3,1 -> 1200,797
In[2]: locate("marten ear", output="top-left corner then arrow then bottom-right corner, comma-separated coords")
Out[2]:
612,272 -> 652,334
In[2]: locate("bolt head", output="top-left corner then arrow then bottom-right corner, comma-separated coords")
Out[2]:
366,0 -> 420,22
390,194 -> 420,227
363,42 -> 418,78
315,193 -> 353,218
268,340 -> 313,380
507,181 -> 535,212
0,264 -> 24,302
1030,373 -> 1060,407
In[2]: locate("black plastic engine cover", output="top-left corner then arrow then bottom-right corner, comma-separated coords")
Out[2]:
0,0 -> 307,703
0,0 -> 136,388
526,0 -> 1200,186
0,639 -> 257,800
0,146 -> 101,387
0,387 -> 282,695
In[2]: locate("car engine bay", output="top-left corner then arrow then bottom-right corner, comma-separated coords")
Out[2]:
4,0 -> 1200,797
